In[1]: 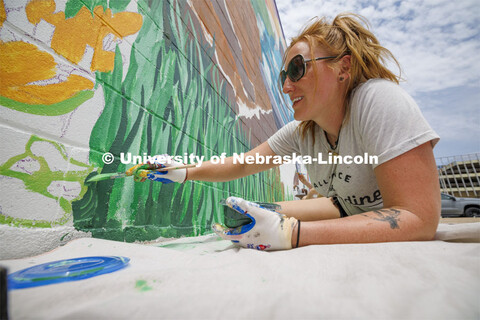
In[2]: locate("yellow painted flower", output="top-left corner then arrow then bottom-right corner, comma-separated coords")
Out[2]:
0,0 -> 143,112
26,0 -> 143,72
0,41 -> 94,105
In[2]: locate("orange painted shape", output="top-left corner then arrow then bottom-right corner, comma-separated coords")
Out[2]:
1,1 -> 143,106
0,41 -> 56,87
3,74 -> 94,105
0,41 -> 93,105
94,7 -> 143,38
25,1 -> 142,72
0,0 -> 6,28
25,0 -> 55,25
91,7 -> 143,72
91,49 -> 115,73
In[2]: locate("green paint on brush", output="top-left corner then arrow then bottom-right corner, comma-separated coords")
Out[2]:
86,172 -> 128,182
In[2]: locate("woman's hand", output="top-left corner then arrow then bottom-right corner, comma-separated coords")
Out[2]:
212,197 -> 298,251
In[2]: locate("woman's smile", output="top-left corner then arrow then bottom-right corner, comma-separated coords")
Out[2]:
291,96 -> 304,108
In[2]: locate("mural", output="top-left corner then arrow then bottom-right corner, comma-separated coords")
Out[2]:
0,0 -> 293,244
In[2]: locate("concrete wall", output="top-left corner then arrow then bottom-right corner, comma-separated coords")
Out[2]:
0,0 -> 293,258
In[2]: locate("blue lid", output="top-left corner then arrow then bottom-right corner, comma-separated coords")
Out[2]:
8,256 -> 130,290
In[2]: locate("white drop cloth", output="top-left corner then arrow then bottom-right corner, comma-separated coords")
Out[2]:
2,223 -> 479,319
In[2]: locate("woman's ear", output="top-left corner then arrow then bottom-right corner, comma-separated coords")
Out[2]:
339,55 -> 351,80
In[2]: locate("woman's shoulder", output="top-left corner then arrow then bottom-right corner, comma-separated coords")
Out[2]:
351,78 -> 414,111
349,78 -> 424,129
270,120 -> 301,139
281,120 -> 302,132
287,120 -> 302,127
353,78 -> 402,97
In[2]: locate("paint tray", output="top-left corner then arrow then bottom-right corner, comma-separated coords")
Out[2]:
8,256 -> 130,290
220,199 -> 280,228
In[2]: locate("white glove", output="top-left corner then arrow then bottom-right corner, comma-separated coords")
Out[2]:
212,197 -> 298,251
126,154 -> 186,183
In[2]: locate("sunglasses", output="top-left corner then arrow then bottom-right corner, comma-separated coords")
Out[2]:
280,54 -> 337,87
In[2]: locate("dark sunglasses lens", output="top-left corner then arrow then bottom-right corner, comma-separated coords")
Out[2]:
288,55 -> 305,82
280,71 -> 287,86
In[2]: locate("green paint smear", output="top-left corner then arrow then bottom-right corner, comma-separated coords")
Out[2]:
71,0 -> 286,242
32,267 -> 104,282
0,214 -> 54,229
159,243 -> 196,250
0,91 -> 94,116
12,267 -> 104,283
0,135 -> 93,228
65,0 -> 108,18
60,233 -> 70,241
135,279 -> 153,292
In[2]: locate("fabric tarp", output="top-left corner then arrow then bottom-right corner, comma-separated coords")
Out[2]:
2,223 -> 479,319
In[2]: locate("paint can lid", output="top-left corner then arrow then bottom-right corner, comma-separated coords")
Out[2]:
8,256 -> 130,290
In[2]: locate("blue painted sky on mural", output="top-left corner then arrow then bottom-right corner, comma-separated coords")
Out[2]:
275,0 -> 480,159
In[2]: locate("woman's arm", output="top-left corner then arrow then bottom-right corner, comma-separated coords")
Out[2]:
186,141 -> 279,182
297,173 -> 314,189
296,173 -> 321,200
276,197 -> 340,221
189,141 -> 342,220
292,142 -> 441,246
303,188 -> 320,200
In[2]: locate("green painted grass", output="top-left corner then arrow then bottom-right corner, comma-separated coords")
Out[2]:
71,0 -> 286,241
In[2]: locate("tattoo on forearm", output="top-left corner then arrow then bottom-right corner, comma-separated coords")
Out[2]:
362,209 -> 401,229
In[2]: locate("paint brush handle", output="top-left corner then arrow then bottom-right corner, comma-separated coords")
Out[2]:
86,172 -> 128,182
156,163 -> 197,172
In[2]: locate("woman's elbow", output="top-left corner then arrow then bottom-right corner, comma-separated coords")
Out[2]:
414,207 -> 441,241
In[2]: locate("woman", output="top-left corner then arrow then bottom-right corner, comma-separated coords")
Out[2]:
297,172 -> 320,200
130,13 -> 440,251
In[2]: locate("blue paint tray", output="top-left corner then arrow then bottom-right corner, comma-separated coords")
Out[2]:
8,256 -> 130,290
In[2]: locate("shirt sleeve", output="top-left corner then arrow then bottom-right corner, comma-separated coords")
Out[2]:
267,121 -> 301,156
352,80 -> 440,168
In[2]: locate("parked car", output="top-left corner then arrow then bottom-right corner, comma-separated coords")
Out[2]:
441,193 -> 480,217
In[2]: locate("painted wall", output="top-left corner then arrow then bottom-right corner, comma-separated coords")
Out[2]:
0,0 -> 293,258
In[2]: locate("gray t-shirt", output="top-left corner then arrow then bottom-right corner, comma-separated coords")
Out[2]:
268,79 -> 439,215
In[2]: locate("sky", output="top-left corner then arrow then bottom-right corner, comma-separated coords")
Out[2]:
275,0 -> 480,159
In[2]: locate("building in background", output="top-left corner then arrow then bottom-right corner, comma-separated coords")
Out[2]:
437,153 -> 480,198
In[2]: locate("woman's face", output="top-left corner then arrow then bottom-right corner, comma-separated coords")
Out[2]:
282,41 -> 343,124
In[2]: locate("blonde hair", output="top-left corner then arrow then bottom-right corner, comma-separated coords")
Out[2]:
284,13 -> 402,140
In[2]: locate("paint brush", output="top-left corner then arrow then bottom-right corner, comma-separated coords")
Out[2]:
86,172 -> 128,182
156,163 -> 198,172
86,163 -> 198,182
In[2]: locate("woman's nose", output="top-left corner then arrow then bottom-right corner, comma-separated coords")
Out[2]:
282,77 -> 294,94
